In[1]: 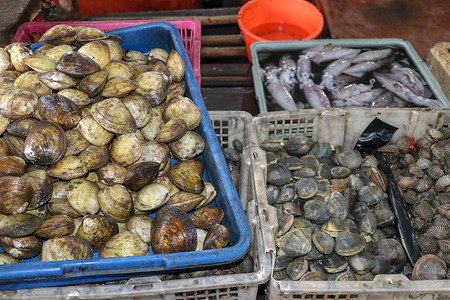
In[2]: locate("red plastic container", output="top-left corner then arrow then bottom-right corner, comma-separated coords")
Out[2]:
12,20 -> 201,86
237,0 -> 323,63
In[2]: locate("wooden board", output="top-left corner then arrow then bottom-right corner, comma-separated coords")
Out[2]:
320,0 -> 450,59
427,42 -> 450,101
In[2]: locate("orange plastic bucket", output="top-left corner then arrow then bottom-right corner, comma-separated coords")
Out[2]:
237,0 -> 324,63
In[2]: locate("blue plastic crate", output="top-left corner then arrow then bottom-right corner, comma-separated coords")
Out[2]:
0,21 -> 251,290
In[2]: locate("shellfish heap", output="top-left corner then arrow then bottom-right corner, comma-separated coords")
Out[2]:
261,136 -> 409,281
0,24 -> 232,263
379,128 -> 450,280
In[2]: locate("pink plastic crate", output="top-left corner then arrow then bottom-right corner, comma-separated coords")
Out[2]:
12,20 -> 201,86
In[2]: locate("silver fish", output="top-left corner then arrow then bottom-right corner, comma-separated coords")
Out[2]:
390,63 -> 426,97
349,49 -> 392,64
342,60 -> 384,78
296,54 -> 312,82
330,79 -> 375,99
320,58 -> 352,90
373,72 -> 443,108
303,79 -> 331,109
264,65 -> 298,111
332,88 -> 384,107
370,91 -> 406,108
279,54 -> 298,92
307,48 -> 361,64
302,43 -> 342,55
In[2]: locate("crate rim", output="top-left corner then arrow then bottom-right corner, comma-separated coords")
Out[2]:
250,38 -> 450,113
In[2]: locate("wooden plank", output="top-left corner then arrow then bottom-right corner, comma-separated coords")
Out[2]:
202,34 -> 243,46
426,42 -> 450,101
201,63 -> 251,76
201,46 -> 247,58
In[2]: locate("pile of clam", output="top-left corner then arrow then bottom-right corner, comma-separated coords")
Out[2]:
378,127 -> 450,280
261,136 -> 408,281
0,24 -> 232,264
222,138 -> 244,190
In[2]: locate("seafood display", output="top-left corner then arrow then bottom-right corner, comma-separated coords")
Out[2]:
0,25 -> 233,264
260,135 -> 412,281
259,44 -> 444,111
379,127 -> 450,280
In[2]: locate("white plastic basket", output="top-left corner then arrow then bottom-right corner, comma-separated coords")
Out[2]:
248,108 -> 450,300
2,111 -> 276,300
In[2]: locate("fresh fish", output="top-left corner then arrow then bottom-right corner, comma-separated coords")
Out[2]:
264,65 -> 298,111
370,91 -> 406,108
307,47 -> 361,64
302,43 -> 342,55
279,54 -> 298,92
332,88 -> 384,107
349,49 -> 392,64
296,54 -> 312,82
302,78 -> 331,109
342,60 -> 384,78
330,79 -> 375,99
320,58 -> 352,90
390,63 -> 426,97
373,72 -> 443,108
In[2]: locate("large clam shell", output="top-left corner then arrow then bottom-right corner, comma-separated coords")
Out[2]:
135,71 -> 167,106
122,94 -> 152,129
169,131 -> 205,161
24,54 -> 56,73
126,215 -> 153,244
123,161 -> 160,191
78,70 -> 108,97
39,24 -> 76,45
56,51 -> 101,77
0,213 -> 42,237
34,214 -> 75,239
91,98 -> 137,134
78,41 -> 111,69
151,205 -> 197,254
98,184 -> 133,222
0,88 -> 38,119
67,178 -> 100,215
64,128 -> 90,156
48,155 -> 88,180
166,50 -> 185,82
40,236 -> 93,262
77,115 -> 114,146
57,89 -> 91,108
22,169 -> 52,208
96,161 -> 126,185
76,214 -> 119,249
101,76 -> 137,98
99,231 -> 148,258
44,44 -> 73,62
37,94 -> 81,129
9,44 -> 33,72
109,133 -> 142,166
168,162 -> 204,193
24,120 -> 66,165
165,191 -> 205,212
163,96 -> 202,130
0,176 -> 33,215
38,70 -> 76,90
105,60 -> 133,79
0,235 -> 42,259
14,71 -> 52,97
135,182 -> 170,212
0,155 -> 26,177
203,224 -> 231,250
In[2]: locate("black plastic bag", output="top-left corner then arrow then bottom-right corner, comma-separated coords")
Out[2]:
354,117 -> 421,266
